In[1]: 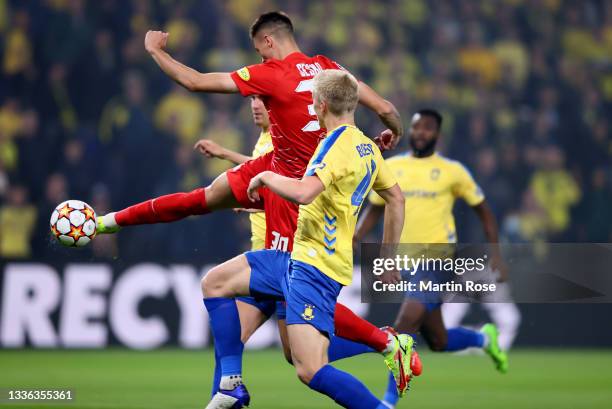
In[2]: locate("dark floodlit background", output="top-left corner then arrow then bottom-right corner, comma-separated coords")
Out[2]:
1,0 -> 612,349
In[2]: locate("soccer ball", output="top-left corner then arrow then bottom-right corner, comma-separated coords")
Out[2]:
50,200 -> 97,247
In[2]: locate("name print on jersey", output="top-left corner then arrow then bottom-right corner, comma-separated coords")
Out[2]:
296,62 -> 324,77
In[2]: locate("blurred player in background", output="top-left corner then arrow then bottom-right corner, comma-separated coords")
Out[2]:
355,109 -> 509,408
202,69 -> 411,409
95,11 -> 413,400
441,288 -> 521,351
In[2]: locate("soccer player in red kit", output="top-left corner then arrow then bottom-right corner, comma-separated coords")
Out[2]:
95,11 -> 414,399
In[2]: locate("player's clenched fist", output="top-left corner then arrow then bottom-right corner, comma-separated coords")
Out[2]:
194,139 -> 226,159
144,30 -> 168,53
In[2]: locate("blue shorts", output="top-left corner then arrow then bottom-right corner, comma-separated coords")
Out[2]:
246,250 -> 340,335
235,297 -> 287,320
236,297 -> 277,317
246,249 -> 289,301
403,268 -> 451,312
284,260 -> 343,337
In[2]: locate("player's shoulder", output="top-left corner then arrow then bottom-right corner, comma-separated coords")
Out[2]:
245,58 -> 284,72
435,153 -> 473,175
312,54 -> 344,70
385,152 -> 412,166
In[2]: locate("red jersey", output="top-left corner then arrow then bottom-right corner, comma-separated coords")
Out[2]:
230,52 -> 344,178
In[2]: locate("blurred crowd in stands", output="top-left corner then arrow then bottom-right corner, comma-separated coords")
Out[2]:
0,0 -> 610,261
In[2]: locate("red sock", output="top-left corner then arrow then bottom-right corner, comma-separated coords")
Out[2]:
333,303 -> 389,352
115,188 -> 209,226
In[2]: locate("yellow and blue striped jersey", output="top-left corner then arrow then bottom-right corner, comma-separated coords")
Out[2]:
369,152 -> 484,243
249,131 -> 273,250
292,125 -> 396,285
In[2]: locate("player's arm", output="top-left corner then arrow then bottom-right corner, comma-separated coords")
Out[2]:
247,171 -> 324,205
194,139 -> 252,165
472,200 -> 508,282
353,203 -> 384,246
357,82 -> 403,150
374,184 -> 405,284
145,31 -> 238,93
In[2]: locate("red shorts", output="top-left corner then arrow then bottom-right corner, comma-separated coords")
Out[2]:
226,152 -> 299,251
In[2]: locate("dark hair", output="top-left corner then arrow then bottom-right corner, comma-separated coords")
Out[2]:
250,11 -> 294,38
417,108 -> 443,130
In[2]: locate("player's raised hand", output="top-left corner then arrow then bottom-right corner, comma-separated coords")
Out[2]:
194,139 -> 226,159
374,129 -> 399,152
144,30 -> 168,53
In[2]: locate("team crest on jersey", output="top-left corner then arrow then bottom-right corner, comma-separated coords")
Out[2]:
237,67 -> 250,81
301,304 -> 315,321
430,168 -> 440,180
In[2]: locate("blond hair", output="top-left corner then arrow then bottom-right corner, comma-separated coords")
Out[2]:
312,69 -> 359,116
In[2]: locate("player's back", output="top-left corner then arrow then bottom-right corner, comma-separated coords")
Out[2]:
231,53 -> 344,178
291,125 -> 396,285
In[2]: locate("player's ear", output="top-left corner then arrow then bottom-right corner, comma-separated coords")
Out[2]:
264,34 -> 274,49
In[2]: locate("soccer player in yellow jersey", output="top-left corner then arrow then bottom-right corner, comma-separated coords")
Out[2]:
355,109 -> 509,407
201,70 -> 411,409
196,96 -> 419,407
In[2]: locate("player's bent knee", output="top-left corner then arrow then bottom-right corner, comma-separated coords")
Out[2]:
201,267 -> 230,298
294,363 -> 320,385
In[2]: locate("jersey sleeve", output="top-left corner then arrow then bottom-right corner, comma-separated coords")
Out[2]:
368,155 -> 397,206
230,62 -> 279,97
305,142 -> 347,188
372,157 -> 397,192
452,163 -> 485,206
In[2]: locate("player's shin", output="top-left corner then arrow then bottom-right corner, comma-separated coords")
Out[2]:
309,365 -> 388,409
202,298 -> 244,388
211,346 -> 222,397
334,303 -> 390,352
444,327 -> 485,351
113,188 -> 209,227
328,336 -> 376,362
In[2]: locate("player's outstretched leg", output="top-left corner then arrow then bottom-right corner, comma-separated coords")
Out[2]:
96,172 -> 241,233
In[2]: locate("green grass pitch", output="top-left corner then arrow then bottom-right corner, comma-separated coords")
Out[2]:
1,349 -> 611,408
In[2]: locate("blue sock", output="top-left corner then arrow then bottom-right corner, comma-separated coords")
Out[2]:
309,365 -> 386,409
328,337 -> 375,362
383,371 -> 399,406
203,298 -> 244,377
211,345 -> 221,397
444,327 -> 484,351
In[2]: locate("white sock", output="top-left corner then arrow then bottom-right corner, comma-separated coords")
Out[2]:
481,330 -> 490,348
101,212 -> 118,228
219,375 -> 242,390
382,332 -> 395,354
